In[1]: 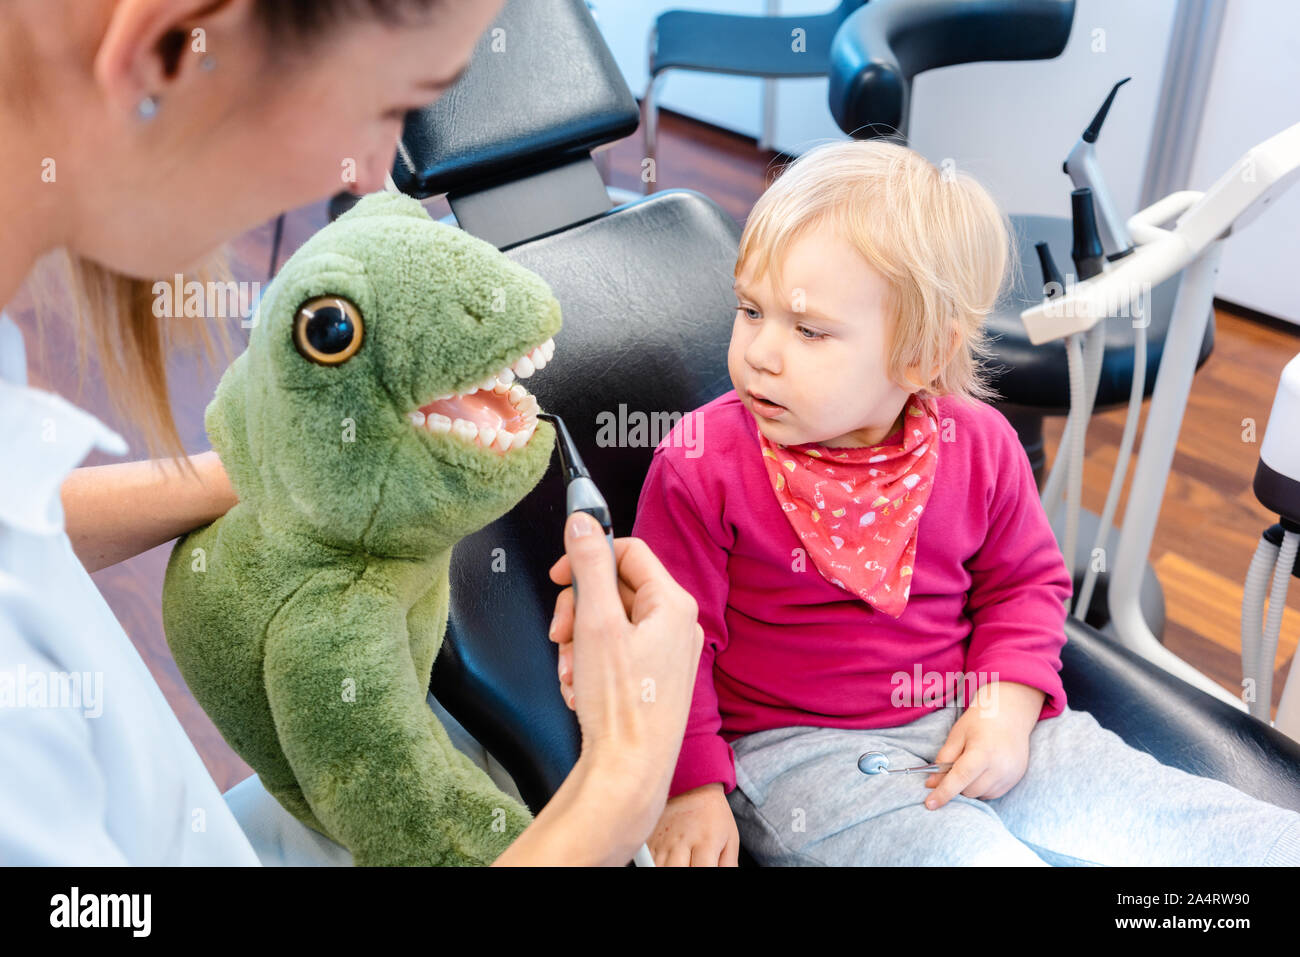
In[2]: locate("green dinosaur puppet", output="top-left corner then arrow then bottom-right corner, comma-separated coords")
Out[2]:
161,191 -> 560,865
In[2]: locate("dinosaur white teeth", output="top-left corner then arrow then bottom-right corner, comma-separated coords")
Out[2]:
415,338 -> 553,449
440,338 -> 556,398
413,404 -> 538,453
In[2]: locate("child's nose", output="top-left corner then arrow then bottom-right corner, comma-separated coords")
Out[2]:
746,323 -> 784,374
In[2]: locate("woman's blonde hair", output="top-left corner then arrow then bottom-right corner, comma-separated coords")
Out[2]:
735,138 -> 1018,407
27,250 -> 234,464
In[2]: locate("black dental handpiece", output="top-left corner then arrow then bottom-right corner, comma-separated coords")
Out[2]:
537,412 -> 618,600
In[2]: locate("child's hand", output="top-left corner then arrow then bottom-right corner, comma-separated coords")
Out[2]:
647,782 -> 740,866
922,681 -> 1045,810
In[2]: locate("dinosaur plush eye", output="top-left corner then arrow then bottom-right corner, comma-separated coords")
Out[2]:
293,296 -> 364,365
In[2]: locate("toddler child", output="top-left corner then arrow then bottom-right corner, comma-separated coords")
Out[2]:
615,139 -> 1300,866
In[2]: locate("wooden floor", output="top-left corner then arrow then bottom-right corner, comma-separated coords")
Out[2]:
9,108 -> 1299,792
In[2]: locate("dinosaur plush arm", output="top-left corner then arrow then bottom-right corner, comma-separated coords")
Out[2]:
263,566 -> 533,866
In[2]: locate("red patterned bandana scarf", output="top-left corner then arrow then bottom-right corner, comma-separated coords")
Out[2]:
757,393 -> 940,618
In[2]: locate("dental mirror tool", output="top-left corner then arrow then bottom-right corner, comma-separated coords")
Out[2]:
858,751 -> 954,776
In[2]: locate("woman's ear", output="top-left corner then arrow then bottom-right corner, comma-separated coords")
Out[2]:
93,0 -> 255,116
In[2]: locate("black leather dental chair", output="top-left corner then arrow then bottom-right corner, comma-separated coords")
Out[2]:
829,0 -> 1214,638
394,0 -> 1300,864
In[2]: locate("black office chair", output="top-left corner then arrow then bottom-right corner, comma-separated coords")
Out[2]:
828,0 -> 1214,637
641,0 -> 869,193
392,0 -> 1300,863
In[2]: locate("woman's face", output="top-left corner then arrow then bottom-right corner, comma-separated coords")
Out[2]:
728,223 -> 921,449
68,0 -> 506,277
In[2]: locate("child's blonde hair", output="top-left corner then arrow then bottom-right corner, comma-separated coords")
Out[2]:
735,138 -> 1017,407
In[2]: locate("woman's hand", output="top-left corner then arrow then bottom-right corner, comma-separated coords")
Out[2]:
647,782 -> 740,867
922,681 -> 1045,809
494,512 -> 703,866
546,512 -> 704,835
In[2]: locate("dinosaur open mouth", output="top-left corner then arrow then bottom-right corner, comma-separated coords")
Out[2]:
408,337 -> 555,454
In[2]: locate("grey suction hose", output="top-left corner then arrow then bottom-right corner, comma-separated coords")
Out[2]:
1074,314 -> 1146,619
1241,533 -> 1276,718
1040,190 -> 1108,599
1042,326 -> 1104,524
1260,529 -> 1299,720
1241,528 -> 1299,721
1067,327 -> 1105,592
1057,333 -> 1087,585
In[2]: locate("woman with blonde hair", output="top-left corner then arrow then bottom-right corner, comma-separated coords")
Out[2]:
0,0 -> 701,866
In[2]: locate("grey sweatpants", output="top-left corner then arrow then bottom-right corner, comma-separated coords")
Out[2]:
725,705 -> 1300,866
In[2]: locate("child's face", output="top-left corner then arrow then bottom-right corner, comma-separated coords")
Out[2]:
728,224 -> 920,448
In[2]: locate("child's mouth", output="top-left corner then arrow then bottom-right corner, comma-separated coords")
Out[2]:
749,391 -> 787,419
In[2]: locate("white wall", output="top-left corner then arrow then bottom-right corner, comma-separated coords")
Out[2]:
1185,1 -> 1300,324
591,0 -> 766,138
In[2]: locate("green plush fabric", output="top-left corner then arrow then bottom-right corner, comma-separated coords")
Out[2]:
161,192 -> 560,865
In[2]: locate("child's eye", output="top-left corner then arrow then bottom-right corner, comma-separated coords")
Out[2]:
797,325 -> 826,341
738,305 -> 760,321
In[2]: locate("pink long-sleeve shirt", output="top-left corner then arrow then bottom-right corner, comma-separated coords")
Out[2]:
630,389 -> 1073,797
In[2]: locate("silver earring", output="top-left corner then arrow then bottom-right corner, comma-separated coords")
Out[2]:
200,55 -> 216,72
137,95 -> 159,120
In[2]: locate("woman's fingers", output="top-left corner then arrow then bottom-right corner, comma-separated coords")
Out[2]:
549,587 -> 573,644
548,536 -> 640,586
549,580 -> 636,647
549,534 -> 675,596
549,524 -> 703,805
559,512 -> 628,635
557,641 -> 573,690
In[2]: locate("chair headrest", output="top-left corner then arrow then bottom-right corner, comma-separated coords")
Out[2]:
393,0 -> 639,199
829,0 -> 1076,140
